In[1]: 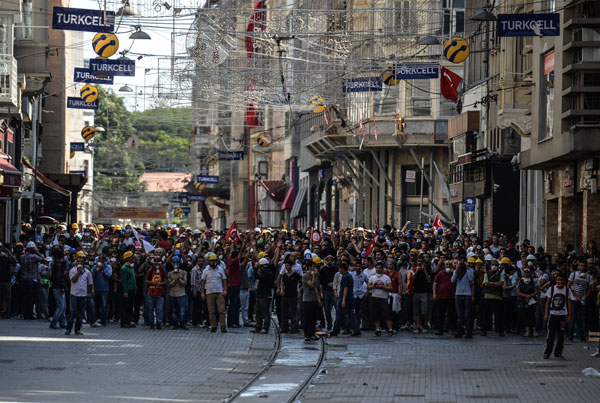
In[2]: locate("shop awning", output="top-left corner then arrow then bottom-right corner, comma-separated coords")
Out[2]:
259,180 -> 287,202
290,186 -> 307,218
22,158 -> 71,197
0,152 -> 22,187
282,186 -> 294,210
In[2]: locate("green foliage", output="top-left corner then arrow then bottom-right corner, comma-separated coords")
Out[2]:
93,86 -> 191,192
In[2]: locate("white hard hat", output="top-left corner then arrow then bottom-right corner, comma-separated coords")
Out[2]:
26,241 -> 36,249
484,254 -> 494,261
467,252 -> 476,258
526,254 -> 536,260
258,258 -> 269,266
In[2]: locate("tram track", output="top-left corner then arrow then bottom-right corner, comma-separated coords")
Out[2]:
226,318 -> 327,403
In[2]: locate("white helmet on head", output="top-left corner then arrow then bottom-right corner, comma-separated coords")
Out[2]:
26,241 -> 36,249
258,258 -> 269,266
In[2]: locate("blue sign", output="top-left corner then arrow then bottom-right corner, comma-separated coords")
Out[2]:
181,207 -> 191,214
170,198 -> 182,203
74,67 -> 113,84
187,194 -> 206,202
52,7 -> 114,33
70,142 -> 85,152
464,197 -> 476,212
342,77 -> 383,93
497,13 -> 560,37
89,59 -> 136,77
394,63 -> 439,79
67,97 -> 98,110
70,170 -> 87,178
197,175 -> 219,184
218,151 -> 244,161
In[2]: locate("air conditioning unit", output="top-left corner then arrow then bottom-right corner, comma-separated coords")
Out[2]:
0,55 -> 18,108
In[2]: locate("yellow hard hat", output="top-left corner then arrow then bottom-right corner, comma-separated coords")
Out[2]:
410,248 -> 418,254
500,257 -> 511,265
97,225 -> 104,230
467,257 -> 476,263
114,225 -> 122,231
75,251 -> 85,258
475,258 -> 483,264
208,253 -> 219,261
123,251 -> 133,260
16,242 -> 23,247
258,251 -> 266,258
72,223 -> 79,229
312,256 -> 323,264
176,243 -> 181,249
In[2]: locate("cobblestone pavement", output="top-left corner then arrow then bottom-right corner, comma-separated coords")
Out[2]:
300,331 -> 600,403
0,319 -> 276,403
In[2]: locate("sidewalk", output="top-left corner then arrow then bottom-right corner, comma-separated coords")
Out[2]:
0,319 -> 276,402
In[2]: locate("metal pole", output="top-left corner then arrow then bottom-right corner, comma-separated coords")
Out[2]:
419,157 -> 424,222
30,96 -> 39,223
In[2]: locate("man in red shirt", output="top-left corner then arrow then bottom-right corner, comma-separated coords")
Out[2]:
157,230 -> 173,252
433,261 -> 457,336
226,250 -> 242,328
145,257 -> 167,329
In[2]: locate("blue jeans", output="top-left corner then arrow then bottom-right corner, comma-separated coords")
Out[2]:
455,295 -> 473,336
569,301 -> 585,340
227,286 -> 241,326
50,289 -> 66,327
333,298 -> 359,334
169,295 -> 186,327
95,291 -> 108,325
147,296 -> 164,325
67,295 -> 87,332
85,294 -> 96,324
322,290 -> 336,329
240,289 -> 250,324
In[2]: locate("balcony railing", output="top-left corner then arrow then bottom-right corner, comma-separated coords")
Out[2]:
0,55 -> 18,108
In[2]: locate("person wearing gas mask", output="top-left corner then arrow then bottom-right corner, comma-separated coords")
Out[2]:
481,259 -> 505,337
200,253 -> 228,333
119,251 -> 137,328
517,267 -> 539,337
319,255 -> 337,331
49,245 -> 68,329
92,254 -> 112,327
251,258 -> 274,334
168,255 -> 188,330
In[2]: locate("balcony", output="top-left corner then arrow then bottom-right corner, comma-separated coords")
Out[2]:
0,55 -> 18,108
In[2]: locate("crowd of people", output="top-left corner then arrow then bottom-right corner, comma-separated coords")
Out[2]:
1,221 -> 599,359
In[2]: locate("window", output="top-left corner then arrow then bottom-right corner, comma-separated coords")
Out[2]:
539,52 -> 554,141
407,79 -> 431,117
374,84 -> 397,115
403,166 -> 429,197
443,0 -> 465,35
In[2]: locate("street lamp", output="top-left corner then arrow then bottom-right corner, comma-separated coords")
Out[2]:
119,84 -> 133,92
94,126 -> 105,133
130,25 -> 151,40
470,9 -> 497,21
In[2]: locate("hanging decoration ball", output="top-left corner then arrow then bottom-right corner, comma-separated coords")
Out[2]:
381,64 -> 398,86
257,132 -> 272,147
81,126 -> 95,141
309,95 -> 326,114
80,84 -> 99,103
443,36 -> 470,63
92,32 -> 119,58
207,155 -> 217,166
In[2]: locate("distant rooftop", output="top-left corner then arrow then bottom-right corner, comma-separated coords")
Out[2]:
139,172 -> 191,193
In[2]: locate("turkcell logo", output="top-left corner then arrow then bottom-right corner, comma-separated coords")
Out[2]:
74,68 -> 113,84
52,7 -> 115,33
70,142 -> 85,152
187,195 -> 206,202
497,13 -> 560,37
89,59 -> 136,77
197,175 -> 219,184
394,63 -> 439,79
342,77 -> 383,93
67,97 -> 98,110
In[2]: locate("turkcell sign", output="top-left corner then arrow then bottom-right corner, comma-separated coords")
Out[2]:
197,175 -> 219,184
394,63 -> 439,79
342,77 -> 383,93
89,59 -> 136,77
187,195 -> 206,202
67,97 -> 98,110
70,142 -> 85,152
181,207 -> 191,214
70,170 -> 87,178
497,13 -> 560,37
74,67 -> 113,84
218,151 -> 244,161
52,7 -> 115,33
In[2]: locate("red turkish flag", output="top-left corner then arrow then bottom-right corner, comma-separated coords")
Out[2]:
433,214 -> 444,232
311,230 -> 322,244
226,221 -> 240,243
440,67 -> 462,104
365,238 -> 377,258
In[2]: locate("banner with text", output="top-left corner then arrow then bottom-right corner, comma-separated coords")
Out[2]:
497,13 -> 560,37
70,142 -> 85,152
196,175 -> 219,184
67,97 -> 98,110
52,7 -> 114,32
394,63 -> 439,79
74,67 -> 113,84
89,59 -> 135,77
342,77 -> 383,93
218,151 -> 244,161
97,206 -> 167,220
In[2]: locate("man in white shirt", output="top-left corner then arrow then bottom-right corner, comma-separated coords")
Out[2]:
567,260 -> 593,341
367,261 -> 394,336
200,253 -> 228,333
544,275 -> 571,359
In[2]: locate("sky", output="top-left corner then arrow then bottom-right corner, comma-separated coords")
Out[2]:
79,0 -> 202,111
